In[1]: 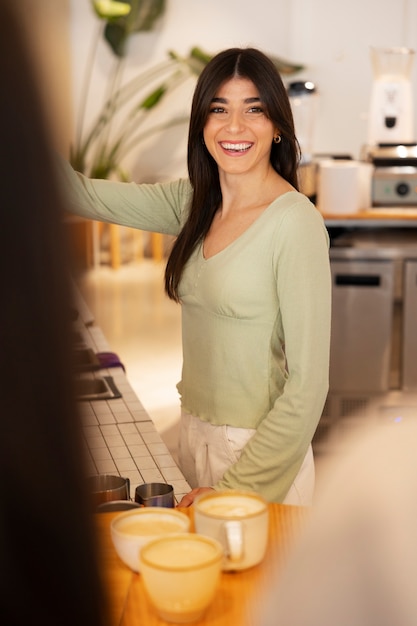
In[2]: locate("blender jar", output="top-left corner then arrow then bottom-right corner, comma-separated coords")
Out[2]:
367,46 -> 415,144
288,80 -> 318,164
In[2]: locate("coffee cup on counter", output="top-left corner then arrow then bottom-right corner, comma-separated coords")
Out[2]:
135,482 -> 175,508
139,533 -> 223,623
110,507 -> 190,572
87,474 -> 130,509
193,490 -> 269,571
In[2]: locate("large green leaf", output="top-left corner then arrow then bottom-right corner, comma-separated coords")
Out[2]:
102,0 -> 166,57
92,1 -> 131,19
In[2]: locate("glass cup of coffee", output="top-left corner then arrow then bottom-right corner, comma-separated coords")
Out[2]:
139,533 -> 223,623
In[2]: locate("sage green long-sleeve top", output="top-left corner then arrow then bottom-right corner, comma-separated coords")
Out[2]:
59,160 -> 331,502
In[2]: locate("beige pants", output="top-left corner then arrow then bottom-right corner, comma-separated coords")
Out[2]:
178,411 -> 315,505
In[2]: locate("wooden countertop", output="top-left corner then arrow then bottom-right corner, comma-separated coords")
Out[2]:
320,207 -> 417,227
96,504 -> 308,626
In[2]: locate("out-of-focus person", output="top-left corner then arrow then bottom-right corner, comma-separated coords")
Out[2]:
257,416 -> 417,626
0,2 -> 108,625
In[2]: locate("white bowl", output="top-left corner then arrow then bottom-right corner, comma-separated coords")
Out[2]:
110,507 -> 191,572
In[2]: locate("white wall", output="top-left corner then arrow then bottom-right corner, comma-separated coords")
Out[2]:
68,0 -> 417,180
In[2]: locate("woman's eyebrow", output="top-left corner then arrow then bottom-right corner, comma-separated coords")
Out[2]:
210,96 -> 262,103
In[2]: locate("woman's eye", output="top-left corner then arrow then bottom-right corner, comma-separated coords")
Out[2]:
248,106 -> 264,114
209,107 -> 226,114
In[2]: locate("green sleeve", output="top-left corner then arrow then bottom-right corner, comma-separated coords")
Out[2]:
57,156 -> 192,236
215,202 -> 331,502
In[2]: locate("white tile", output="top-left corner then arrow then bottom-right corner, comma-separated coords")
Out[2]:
147,443 -> 169,456
117,423 -> 138,434
97,413 -> 116,425
139,468 -> 165,483
137,422 -> 159,433
92,404 -> 113,416
128,444 -> 150,457
103,434 -> 125,447
122,433 -> 145,446
161,466 -> 187,481
141,431 -> 164,445
110,445 -> 130,459
135,456 -> 158,470
82,413 -> 99,426
85,435 -> 107,449
100,424 -> 120,436
170,479 -> 192,495
153,455 -> 177,468
91,448 -> 113,461
95,459 -> 118,473
115,457 -> 137,472
123,470 -> 142,488
83,425 -> 102,437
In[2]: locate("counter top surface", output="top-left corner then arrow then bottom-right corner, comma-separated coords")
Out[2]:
73,287 -> 190,504
321,207 -> 417,227
96,504 -> 308,626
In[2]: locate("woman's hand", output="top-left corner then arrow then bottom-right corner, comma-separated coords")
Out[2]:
177,487 -> 214,507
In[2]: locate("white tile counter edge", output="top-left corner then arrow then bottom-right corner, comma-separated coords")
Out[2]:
73,288 -> 190,504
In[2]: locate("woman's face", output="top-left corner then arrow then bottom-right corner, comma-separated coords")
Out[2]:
203,77 -> 278,178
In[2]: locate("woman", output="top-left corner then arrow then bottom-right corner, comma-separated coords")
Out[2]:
59,48 -> 331,506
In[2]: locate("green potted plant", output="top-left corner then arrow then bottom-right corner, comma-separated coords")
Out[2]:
70,0 -> 304,182
70,0 -> 213,180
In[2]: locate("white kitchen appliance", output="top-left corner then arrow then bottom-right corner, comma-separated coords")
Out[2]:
367,46 -> 415,145
361,143 -> 417,206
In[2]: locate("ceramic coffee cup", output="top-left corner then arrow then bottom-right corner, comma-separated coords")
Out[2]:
110,507 -> 190,572
139,533 -> 223,623
193,490 -> 269,571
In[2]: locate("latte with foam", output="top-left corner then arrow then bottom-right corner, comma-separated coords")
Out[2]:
197,494 -> 265,518
121,518 -> 183,536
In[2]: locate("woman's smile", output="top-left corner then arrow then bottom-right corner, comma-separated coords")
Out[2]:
219,141 -> 254,154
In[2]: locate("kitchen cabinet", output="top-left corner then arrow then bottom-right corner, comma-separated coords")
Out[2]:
328,228 -> 417,393
314,220 -> 417,451
329,256 -> 395,393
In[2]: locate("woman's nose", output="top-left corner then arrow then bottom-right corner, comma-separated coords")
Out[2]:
225,111 -> 245,133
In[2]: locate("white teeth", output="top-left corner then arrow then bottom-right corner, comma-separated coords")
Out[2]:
221,142 -> 251,152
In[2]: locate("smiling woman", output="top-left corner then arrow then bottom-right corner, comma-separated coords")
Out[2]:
58,47 -> 331,509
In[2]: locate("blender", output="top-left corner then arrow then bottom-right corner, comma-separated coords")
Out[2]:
288,80 -> 318,164
367,46 -> 415,145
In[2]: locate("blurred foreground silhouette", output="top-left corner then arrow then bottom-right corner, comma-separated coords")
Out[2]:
258,415 -> 417,626
0,2 -> 108,625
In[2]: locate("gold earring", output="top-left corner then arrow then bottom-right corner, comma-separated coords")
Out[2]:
273,134 -> 282,144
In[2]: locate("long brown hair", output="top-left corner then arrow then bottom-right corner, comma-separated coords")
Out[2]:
165,47 -> 300,301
